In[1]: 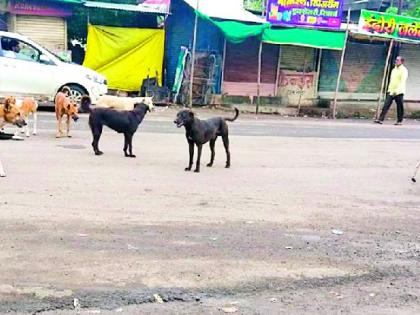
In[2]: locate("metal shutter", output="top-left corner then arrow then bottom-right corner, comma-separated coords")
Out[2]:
400,44 -> 420,101
0,14 -> 7,31
280,46 -> 315,71
319,42 -> 386,94
15,15 -> 67,51
224,40 -> 278,84
224,38 -> 258,83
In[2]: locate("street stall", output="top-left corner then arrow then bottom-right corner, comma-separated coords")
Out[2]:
82,1 -> 169,96
166,0 -> 267,105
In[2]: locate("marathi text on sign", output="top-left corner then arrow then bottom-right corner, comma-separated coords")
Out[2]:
358,10 -> 420,42
266,0 -> 343,29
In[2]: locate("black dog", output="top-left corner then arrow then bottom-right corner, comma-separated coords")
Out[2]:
174,108 -> 239,173
81,96 -> 151,157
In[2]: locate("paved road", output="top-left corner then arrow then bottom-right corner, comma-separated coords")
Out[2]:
32,109 -> 420,139
1,109 -> 419,314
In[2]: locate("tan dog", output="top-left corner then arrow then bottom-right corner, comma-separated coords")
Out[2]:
96,95 -> 154,111
0,96 -> 26,129
54,88 -> 79,138
0,97 -> 27,177
15,97 -> 38,137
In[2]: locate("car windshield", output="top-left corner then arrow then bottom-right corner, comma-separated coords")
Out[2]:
44,47 -> 70,63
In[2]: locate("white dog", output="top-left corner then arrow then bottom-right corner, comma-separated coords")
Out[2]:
96,95 -> 154,111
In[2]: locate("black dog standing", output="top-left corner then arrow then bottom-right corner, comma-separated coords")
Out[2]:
174,108 -> 239,173
81,96 -> 151,157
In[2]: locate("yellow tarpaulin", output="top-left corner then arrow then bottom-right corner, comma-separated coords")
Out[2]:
83,25 -> 164,91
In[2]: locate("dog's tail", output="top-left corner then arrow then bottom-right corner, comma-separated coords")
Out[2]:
225,107 -> 239,122
80,95 -> 92,113
60,86 -> 71,96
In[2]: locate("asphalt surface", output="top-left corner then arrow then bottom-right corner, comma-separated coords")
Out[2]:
34,109 -> 420,139
0,108 -> 419,314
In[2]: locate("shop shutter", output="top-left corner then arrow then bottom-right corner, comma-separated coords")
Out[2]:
280,45 -> 315,72
224,40 -> 278,84
15,15 -> 66,51
0,14 -> 6,31
400,44 -> 420,101
319,41 -> 386,94
224,38 -> 258,83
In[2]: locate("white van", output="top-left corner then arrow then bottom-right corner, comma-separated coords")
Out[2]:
0,31 -> 107,104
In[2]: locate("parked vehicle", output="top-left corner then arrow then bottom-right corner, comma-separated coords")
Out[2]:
0,31 -> 107,104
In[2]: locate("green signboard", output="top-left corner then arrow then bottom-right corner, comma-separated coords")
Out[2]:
358,9 -> 420,42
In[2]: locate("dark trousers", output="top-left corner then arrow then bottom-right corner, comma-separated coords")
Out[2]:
379,93 -> 404,122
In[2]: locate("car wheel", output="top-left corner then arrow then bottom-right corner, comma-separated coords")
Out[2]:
67,85 -> 86,105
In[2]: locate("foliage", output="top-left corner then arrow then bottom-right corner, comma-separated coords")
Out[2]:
243,0 -> 265,12
386,0 -> 420,18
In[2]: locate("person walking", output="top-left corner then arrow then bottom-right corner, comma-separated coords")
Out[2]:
374,56 -> 408,125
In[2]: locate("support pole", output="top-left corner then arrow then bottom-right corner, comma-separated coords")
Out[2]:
220,39 -> 227,93
274,46 -> 282,96
256,40 -> 263,114
376,40 -> 394,119
189,1 -> 200,107
332,8 -> 351,119
296,49 -> 308,117
314,49 -> 322,96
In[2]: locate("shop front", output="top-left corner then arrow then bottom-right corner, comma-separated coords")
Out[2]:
6,0 -> 81,52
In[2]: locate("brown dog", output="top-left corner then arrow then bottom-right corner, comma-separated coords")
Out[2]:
54,87 -> 79,138
0,96 -> 26,129
0,97 -> 27,177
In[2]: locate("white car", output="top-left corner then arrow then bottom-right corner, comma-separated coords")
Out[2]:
0,31 -> 107,104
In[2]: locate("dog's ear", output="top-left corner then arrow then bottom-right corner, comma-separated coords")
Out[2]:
189,111 -> 194,118
4,98 -> 12,111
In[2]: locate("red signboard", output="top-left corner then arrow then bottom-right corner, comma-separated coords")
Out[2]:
8,0 -> 72,17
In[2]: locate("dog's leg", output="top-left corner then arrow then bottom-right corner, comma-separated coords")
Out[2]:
207,138 -> 217,167
32,112 -> 37,135
0,159 -> 5,177
92,134 -> 103,155
124,134 -> 136,158
92,128 -> 103,155
66,115 -> 72,138
128,134 -> 136,158
123,134 -> 129,156
56,115 -> 63,138
194,144 -> 202,173
222,135 -> 230,168
25,114 -> 30,137
123,134 -> 136,158
185,141 -> 194,171
19,114 -> 26,135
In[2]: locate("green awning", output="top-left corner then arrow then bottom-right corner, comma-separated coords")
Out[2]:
262,28 -> 346,50
196,11 -> 269,44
